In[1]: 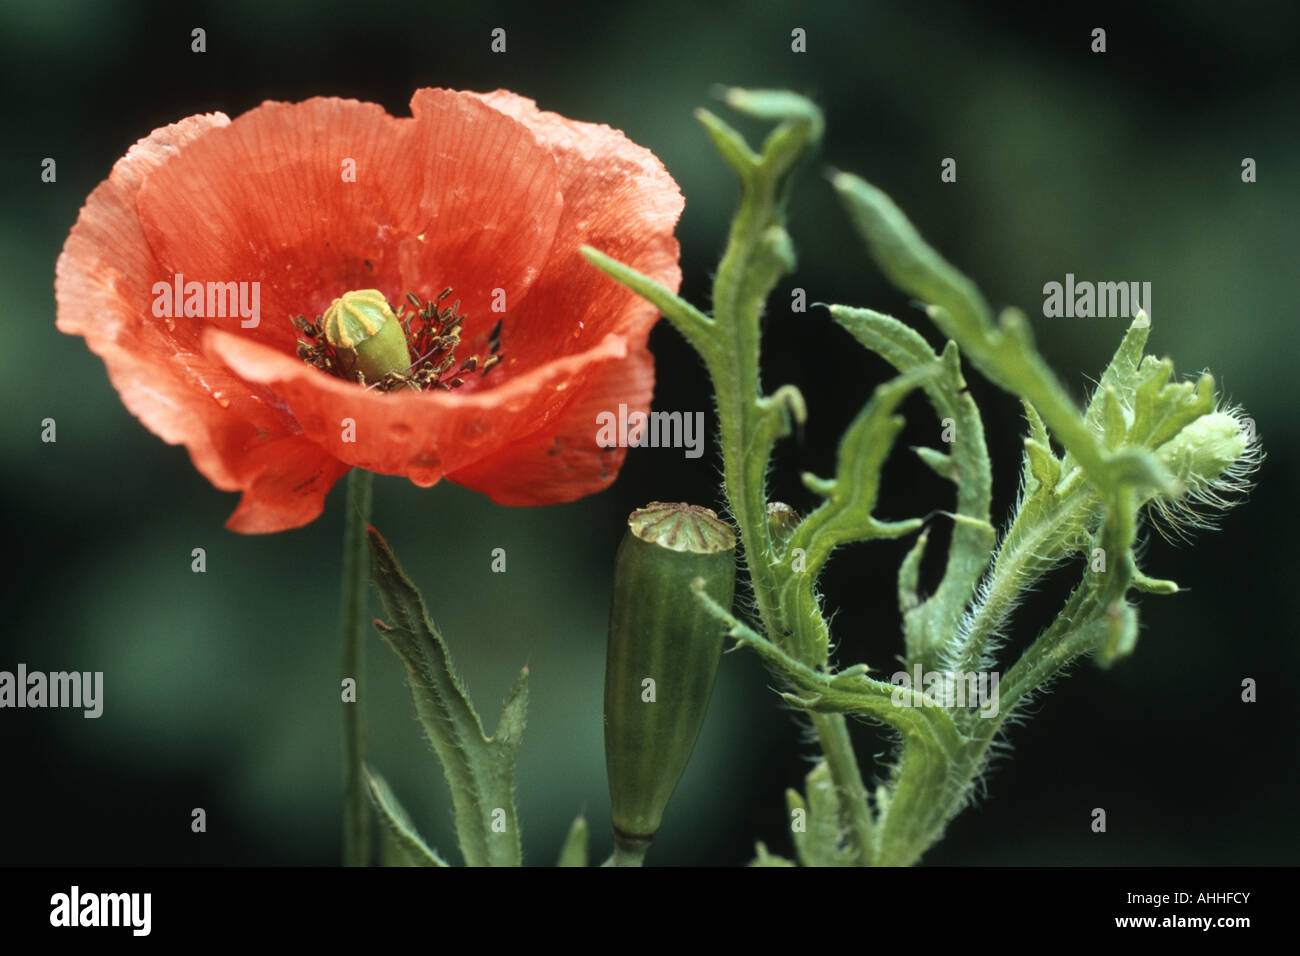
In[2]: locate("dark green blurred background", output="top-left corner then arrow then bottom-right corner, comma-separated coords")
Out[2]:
2,1 -> 1296,865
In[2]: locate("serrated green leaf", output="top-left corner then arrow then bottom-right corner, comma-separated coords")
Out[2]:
494,666 -> 529,756
835,173 -> 1119,494
830,306 -> 994,670
1082,318 -> 1150,437
1019,399 -> 1062,498
1024,438 -> 1061,491
787,369 -> 931,580
787,763 -> 856,867
873,727 -> 954,867
1136,356 -> 1175,401
367,768 -> 449,867
1100,387 -> 1128,450
1024,400 -> 1050,448
1131,368 -> 1217,453
368,528 -> 526,867
957,408 -> 1183,681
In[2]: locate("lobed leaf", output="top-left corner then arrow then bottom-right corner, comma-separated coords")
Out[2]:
369,528 -> 527,867
831,307 -> 995,670
787,763 -> 856,867
366,768 -> 450,867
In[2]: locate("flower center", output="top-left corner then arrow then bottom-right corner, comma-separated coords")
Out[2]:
293,288 -> 501,392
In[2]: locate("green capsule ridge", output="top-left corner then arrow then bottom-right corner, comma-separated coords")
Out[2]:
322,289 -> 412,385
604,501 -> 737,861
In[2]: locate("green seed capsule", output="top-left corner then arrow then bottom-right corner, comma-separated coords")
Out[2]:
604,502 -> 737,860
322,289 -> 411,385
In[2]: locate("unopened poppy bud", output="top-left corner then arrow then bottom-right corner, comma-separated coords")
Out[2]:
323,289 -> 411,385
1147,408 -> 1261,536
604,502 -> 736,863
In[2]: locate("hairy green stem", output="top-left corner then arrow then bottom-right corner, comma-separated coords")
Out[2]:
341,467 -> 373,867
810,713 -> 875,864
954,468 -> 1098,673
704,131 -> 881,857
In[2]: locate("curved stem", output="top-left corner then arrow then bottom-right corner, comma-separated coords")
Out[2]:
954,470 -> 1097,673
341,467 -> 374,866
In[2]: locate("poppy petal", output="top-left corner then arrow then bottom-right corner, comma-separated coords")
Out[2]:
447,338 -> 654,505
224,438 -> 353,534
57,89 -> 684,531
203,326 -> 641,488
134,91 -> 564,354
466,90 -> 684,365
55,113 -> 360,533
441,91 -> 683,497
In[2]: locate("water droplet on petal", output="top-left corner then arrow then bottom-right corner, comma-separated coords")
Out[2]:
408,450 -> 442,486
457,416 -> 492,447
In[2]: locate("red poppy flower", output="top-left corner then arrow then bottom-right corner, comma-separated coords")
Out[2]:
55,88 -> 683,532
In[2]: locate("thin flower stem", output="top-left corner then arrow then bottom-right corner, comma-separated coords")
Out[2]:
603,834 -> 651,867
341,467 -> 373,867
810,713 -> 875,864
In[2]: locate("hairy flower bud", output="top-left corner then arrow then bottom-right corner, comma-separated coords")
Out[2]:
1155,411 -> 1248,488
1148,408 -> 1261,538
